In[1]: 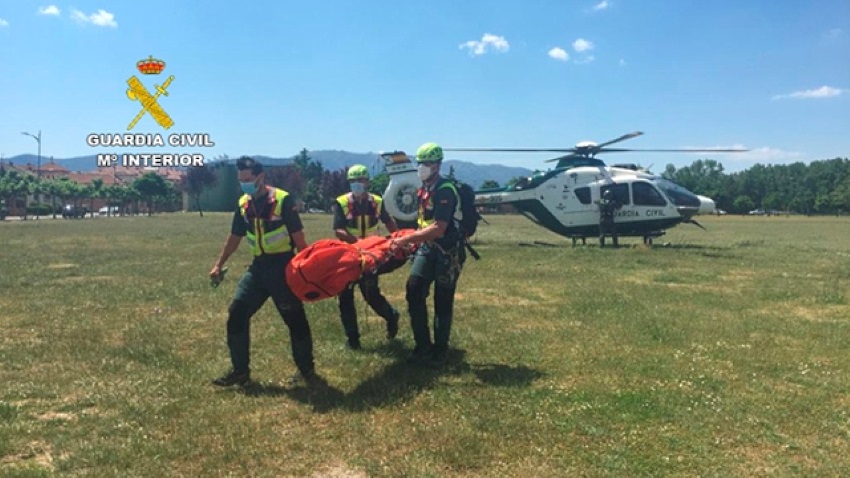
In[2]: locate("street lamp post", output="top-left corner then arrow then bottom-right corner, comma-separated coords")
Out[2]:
21,130 -> 42,219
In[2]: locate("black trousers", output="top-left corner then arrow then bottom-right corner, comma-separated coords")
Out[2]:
337,273 -> 396,340
226,255 -> 314,375
406,244 -> 465,354
599,217 -> 618,246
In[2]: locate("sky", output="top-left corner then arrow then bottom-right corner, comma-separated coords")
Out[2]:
0,0 -> 848,173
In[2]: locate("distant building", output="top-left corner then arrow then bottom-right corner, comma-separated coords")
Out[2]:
39,159 -> 71,180
0,159 -> 186,217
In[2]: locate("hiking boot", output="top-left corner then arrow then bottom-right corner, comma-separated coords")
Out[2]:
430,347 -> 448,369
211,369 -> 250,387
407,346 -> 432,366
287,369 -> 319,387
346,337 -> 362,350
386,309 -> 400,340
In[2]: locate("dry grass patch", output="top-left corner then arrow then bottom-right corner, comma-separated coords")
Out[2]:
1,440 -> 57,471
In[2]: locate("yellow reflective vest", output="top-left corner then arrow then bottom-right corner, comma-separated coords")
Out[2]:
417,180 -> 459,229
336,193 -> 383,239
239,187 -> 293,256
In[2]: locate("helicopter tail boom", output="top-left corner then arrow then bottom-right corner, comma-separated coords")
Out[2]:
474,188 -> 540,207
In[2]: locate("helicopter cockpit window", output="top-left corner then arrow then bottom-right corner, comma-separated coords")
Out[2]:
601,183 -> 631,205
574,187 -> 591,205
632,182 -> 667,206
655,179 -> 701,208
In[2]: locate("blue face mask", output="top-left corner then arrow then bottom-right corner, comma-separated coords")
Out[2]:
240,181 -> 257,196
350,182 -> 366,195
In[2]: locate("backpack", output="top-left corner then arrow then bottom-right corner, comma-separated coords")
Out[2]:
439,179 -> 483,259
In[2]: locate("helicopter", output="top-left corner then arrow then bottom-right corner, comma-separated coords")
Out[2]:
381,131 -> 747,244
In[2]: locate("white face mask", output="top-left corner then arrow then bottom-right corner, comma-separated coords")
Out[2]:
350,182 -> 366,195
417,164 -> 434,181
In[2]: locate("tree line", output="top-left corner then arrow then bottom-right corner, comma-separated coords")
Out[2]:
185,149 -> 393,216
0,149 -> 387,220
6,150 -> 846,219
0,166 -> 182,219
662,157 -> 850,215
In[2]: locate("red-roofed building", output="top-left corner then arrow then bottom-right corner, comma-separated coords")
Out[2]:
39,159 -> 71,180
1,159 -> 187,219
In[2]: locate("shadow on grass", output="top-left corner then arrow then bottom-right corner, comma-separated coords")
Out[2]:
655,244 -> 726,251
257,342 -> 546,413
640,243 -> 737,259
513,241 -> 735,258
468,363 -> 545,387
241,376 -> 347,407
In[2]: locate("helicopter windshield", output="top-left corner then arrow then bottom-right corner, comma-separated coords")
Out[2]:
653,178 -> 701,208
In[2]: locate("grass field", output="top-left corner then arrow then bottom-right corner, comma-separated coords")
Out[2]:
1,213 -> 849,477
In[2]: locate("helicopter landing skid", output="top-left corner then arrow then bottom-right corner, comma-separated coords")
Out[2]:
567,231 -> 667,247
641,231 -> 666,245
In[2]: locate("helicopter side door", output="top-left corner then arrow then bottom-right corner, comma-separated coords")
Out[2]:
629,180 -> 677,221
598,182 -> 634,224
558,170 -> 603,228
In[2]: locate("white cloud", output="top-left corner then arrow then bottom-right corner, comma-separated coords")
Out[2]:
575,55 -> 596,64
38,5 -> 61,16
0,18 -> 8,27
742,147 -> 805,162
593,1 -> 611,11
459,33 -> 509,56
548,47 -> 569,62
71,9 -> 117,28
772,86 -> 843,100
572,38 -> 594,53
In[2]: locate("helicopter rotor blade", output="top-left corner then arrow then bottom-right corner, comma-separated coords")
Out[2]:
594,131 -> 644,149
444,147 -> 579,153
596,147 -> 749,153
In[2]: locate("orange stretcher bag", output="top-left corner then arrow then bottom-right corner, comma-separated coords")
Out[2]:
285,229 -> 417,302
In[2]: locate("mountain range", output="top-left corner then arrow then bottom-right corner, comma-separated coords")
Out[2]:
4,150 -> 534,189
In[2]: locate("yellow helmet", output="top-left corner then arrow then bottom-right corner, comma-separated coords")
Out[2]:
346,164 -> 370,180
415,142 -> 443,163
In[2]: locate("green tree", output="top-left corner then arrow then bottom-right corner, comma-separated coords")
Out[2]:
180,164 -> 218,217
265,165 -> 304,200
832,177 -> 850,214
133,173 -> 170,216
369,172 -> 390,196
18,175 -> 37,220
732,195 -> 755,215
102,184 -> 123,216
291,149 -> 324,209
88,178 -> 104,218
42,179 -> 63,218
762,192 -> 782,212
318,168 -> 349,211
0,171 -> 26,219
480,180 -> 500,190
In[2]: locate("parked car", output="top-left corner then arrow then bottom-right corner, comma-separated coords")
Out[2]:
62,205 -> 88,219
748,209 -> 766,216
98,206 -> 120,216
